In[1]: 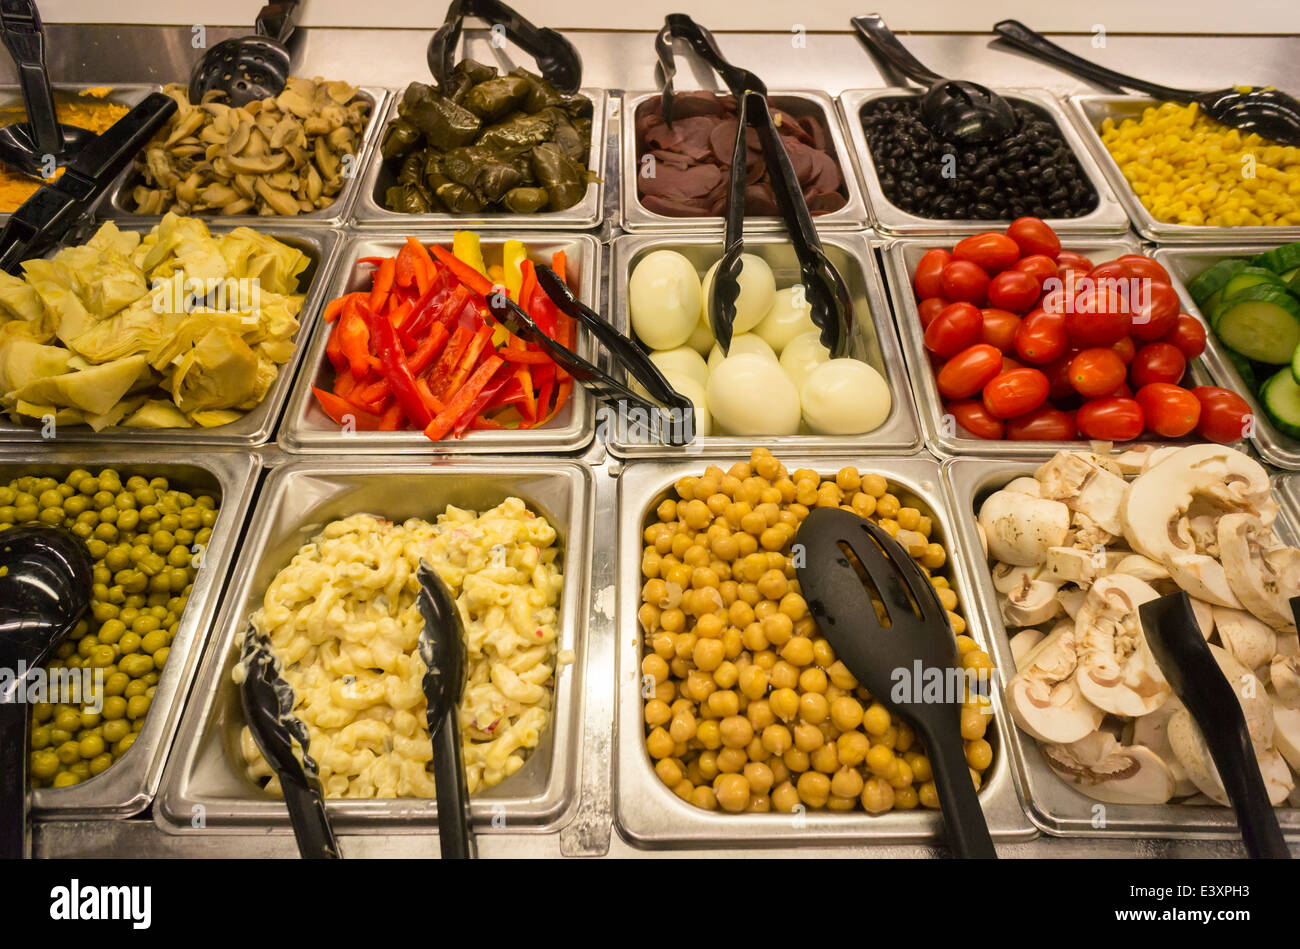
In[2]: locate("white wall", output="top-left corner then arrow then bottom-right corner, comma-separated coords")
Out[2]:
38,0 -> 1300,33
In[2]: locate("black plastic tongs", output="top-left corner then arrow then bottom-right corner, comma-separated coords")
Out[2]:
485,264 -> 698,445
654,13 -> 765,128
429,0 -> 582,96
0,91 -> 177,274
1139,592 -> 1290,859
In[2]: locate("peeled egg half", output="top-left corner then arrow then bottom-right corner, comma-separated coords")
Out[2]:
706,333 -> 777,371
706,353 -> 800,436
779,330 -> 831,389
650,346 -> 710,389
700,254 -> 776,335
754,286 -> 818,354
629,250 -> 702,350
799,359 -> 891,435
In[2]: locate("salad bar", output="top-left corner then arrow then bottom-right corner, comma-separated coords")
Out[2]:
2,6 -> 1299,861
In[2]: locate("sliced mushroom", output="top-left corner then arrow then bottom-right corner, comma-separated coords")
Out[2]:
1042,546 -> 1123,588
1004,476 -> 1043,497
1074,575 -> 1171,717
1041,731 -> 1175,805
978,490 -> 1070,567
1002,572 -> 1065,627
1272,654 -> 1300,709
1217,514 -> 1300,630
1212,605 -> 1278,671
1010,627 -> 1048,671
1112,553 -> 1170,583
1271,695 -> 1300,771
1114,444 -> 1177,475
1130,695 -> 1199,798
1005,623 -> 1104,744
1058,587 -> 1087,620
1035,452 -> 1128,535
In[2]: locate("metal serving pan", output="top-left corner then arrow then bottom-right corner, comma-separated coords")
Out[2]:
605,231 -> 921,458
154,458 -> 593,835
1154,244 -> 1300,470
944,456 -> 1300,838
0,225 -> 340,448
95,87 -> 389,227
614,454 -> 1034,848
277,232 -> 598,454
619,90 -> 869,233
840,88 -> 1129,238
883,235 -> 1229,458
351,88 -> 608,230
1067,94 -> 1300,245
9,448 -> 258,819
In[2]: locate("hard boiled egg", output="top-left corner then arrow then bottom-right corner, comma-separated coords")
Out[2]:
661,370 -> 711,437
799,359 -> 891,435
685,314 -> 715,355
629,250 -> 702,350
706,353 -> 800,436
650,346 -> 709,389
753,286 -> 818,354
706,333 -> 776,371
779,330 -> 831,389
700,254 -> 776,335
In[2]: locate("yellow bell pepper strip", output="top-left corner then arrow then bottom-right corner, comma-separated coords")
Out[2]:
503,240 -> 527,299
369,256 -> 396,314
313,387 -> 384,430
425,354 -> 505,441
365,303 -> 432,428
430,244 -> 494,298
452,230 -> 488,276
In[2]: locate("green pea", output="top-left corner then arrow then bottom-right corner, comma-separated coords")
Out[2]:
116,492 -> 136,511
133,615 -> 161,636
30,725 -> 52,750
55,642 -> 76,660
151,530 -> 174,553
54,708 -> 81,732
78,735 -> 106,759
126,475 -> 147,491
14,504 -> 38,523
195,527 -> 212,545
92,564 -> 111,586
55,740 -> 81,765
0,487 -> 12,505
118,632 -> 141,655
153,646 -> 170,669
89,753 -> 113,776
107,586 -> 125,605
89,645 -> 117,668
37,489 -> 61,508
76,636 -> 98,658
179,509 -> 201,530
86,539 -> 108,560
102,719 -> 129,743
30,750 -> 59,779
32,702 -> 52,724
98,620 -> 125,644
126,694 -> 151,720
172,528 -> 194,548
123,680 -> 147,699
148,477 -> 167,491
93,522 -> 118,542
103,672 -> 128,696
68,761 -> 90,779
140,629 -> 166,653
159,514 -> 180,532
38,507 -> 62,526
98,506 -> 119,525
0,506 -> 14,524
139,505 -> 160,525
91,490 -> 113,509
114,733 -> 137,756
48,728 -> 71,745
118,508 -> 141,532
70,522 -> 93,540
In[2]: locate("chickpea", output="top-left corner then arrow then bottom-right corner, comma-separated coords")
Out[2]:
744,761 -> 775,795
655,758 -> 684,787
762,723 -> 793,755
644,699 -> 671,727
706,690 -> 740,719
829,696 -> 864,731
831,766 -> 864,799
780,636 -> 814,667
966,738 -> 993,771
715,773 -> 751,812
810,743 -> 839,774
716,748 -> 748,774
691,786 -> 718,811
863,702 -> 891,736
796,771 -> 831,808
961,705 -> 989,741
918,781 -> 941,809
906,752 -> 934,784
738,664 -> 769,700
861,777 -> 896,814
696,720 -> 721,751
746,699 -> 774,731
669,709 -> 697,743
798,667 -> 827,694
693,637 -> 725,673
799,692 -> 829,725
793,722 -> 824,753
771,781 -> 800,813
836,731 -> 869,767
768,660 -> 798,691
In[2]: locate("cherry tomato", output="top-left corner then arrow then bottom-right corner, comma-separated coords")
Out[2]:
941,260 -> 991,305
924,302 -> 983,358
1043,351 -> 1079,401
1002,355 -> 1026,373
953,232 -> 1020,273
1057,251 -> 1095,272
1076,397 -> 1144,441
1069,348 -> 1128,398
1005,405 -> 1077,441
1130,342 -> 1187,387
1130,282 -> 1181,341
1191,386 -> 1253,443
917,297 -> 950,329
1006,217 -> 1061,259
982,367 -> 1050,419
979,308 -> 1022,353
913,248 -> 950,300
1111,336 -> 1136,364
1014,254 -> 1058,285
1014,309 -> 1068,364
988,269 -> 1042,314
1136,383 -> 1201,438
1065,305 -> 1130,347
1117,254 -> 1172,285
1162,313 -> 1207,359
936,343 -> 1004,399
945,399 -> 1005,440
1111,381 -> 1134,399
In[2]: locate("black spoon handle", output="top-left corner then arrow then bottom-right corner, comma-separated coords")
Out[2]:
253,0 -> 300,45
0,698 -> 30,859
433,708 -> 476,859
851,15 -> 945,87
916,715 -> 997,859
992,19 -> 1193,102
0,0 -> 60,156
279,777 -> 339,859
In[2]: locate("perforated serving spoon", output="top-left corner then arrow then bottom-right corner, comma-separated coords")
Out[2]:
0,525 -> 93,859
852,14 -> 1017,145
188,0 -> 301,107
992,19 -> 1300,147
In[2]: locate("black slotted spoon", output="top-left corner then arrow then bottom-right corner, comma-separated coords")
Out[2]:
189,0 -> 301,107
992,19 -> 1300,147
795,507 -> 996,858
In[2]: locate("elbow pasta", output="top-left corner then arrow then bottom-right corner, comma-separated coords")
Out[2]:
238,497 -> 566,799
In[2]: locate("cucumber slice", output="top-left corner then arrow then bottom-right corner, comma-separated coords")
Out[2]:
1213,285 -> 1300,363
1221,266 -> 1286,301
1262,368 -> 1300,439
1226,348 -> 1260,392
1288,270 -> 1300,296
1188,259 -> 1247,308
1252,241 -> 1300,276
1281,267 -> 1299,284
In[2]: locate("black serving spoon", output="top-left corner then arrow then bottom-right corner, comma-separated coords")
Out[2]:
0,525 -> 93,859
795,507 -> 996,858
429,0 -> 582,96
992,19 -> 1300,148
654,13 -> 765,127
415,562 -> 475,860
189,0 -> 301,107
238,624 -> 340,859
0,0 -> 95,178
852,14 -> 1017,145
1139,592 -> 1289,859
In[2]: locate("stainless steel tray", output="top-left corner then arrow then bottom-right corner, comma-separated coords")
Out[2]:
1067,94 -> 1300,245
277,231 -> 598,454
154,458 -> 593,835
883,235 -> 1229,458
839,88 -> 1129,237
95,86 -> 390,227
0,225 -> 341,448
605,231 -> 921,458
614,454 -> 1034,848
943,456 -> 1300,838
1153,244 -> 1300,470
351,88 -> 608,230
12,448 -> 259,819
619,89 -> 869,233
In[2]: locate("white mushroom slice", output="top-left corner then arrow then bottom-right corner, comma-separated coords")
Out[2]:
1271,654 -> 1300,709
1043,546 -> 1103,587
1258,748 -> 1294,805
1068,511 -> 1116,550
1113,554 -> 1170,583
1131,695 -> 1199,798
1002,575 -> 1065,627
1271,695 -> 1300,771
991,562 -> 1041,595
1041,732 -> 1175,805
1035,452 -> 1128,535
1074,575 -> 1170,717
1187,598 -> 1215,641
1278,633 -> 1300,657
1005,623 -> 1104,744
1168,710 -> 1229,805
1217,514 -> 1300,631
1003,476 -> 1043,497
1113,444 -> 1170,474
1057,587 -> 1087,620
1213,606 -> 1278,671
978,491 -> 1070,567
1010,628 -> 1048,671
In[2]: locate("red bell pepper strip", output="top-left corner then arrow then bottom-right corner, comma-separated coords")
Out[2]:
528,288 -> 561,340
370,256 -> 396,314
540,378 -> 573,425
313,386 -> 384,431
337,302 -> 371,380
415,377 -> 445,415
427,325 -> 471,391
378,403 -> 404,430
514,365 -> 537,424
518,259 -> 538,311
365,304 -> 432,428
333,371 -> 358,400
406,321 -> 451,377
551,249 -> 567,286
405,237 -> 436,295
426,355 -> 504,441
357,256 -> 386,266
452,364 -> 515,437
325,320 -> 347,374
397,283 -> 445,348
435,285 -> 472,329
323,296 -> 346,324
394,241 -> 421,289
430,244 -> 495,298
440,323 -> 494,397
536,378 -> 554,421
497,348 -> 553,364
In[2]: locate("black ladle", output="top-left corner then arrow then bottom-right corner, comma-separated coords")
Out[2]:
0,0 -> 95,179
1139,592 -> 1289,859
415,562 -> 476,859
992,19 -> 1300,148
795,507 -> 996,858
0,525 -> 93,860
238,624 -> 340,859
429,0 -> 582,96
189,0 -> 301,107
852,14 -> 1017,145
